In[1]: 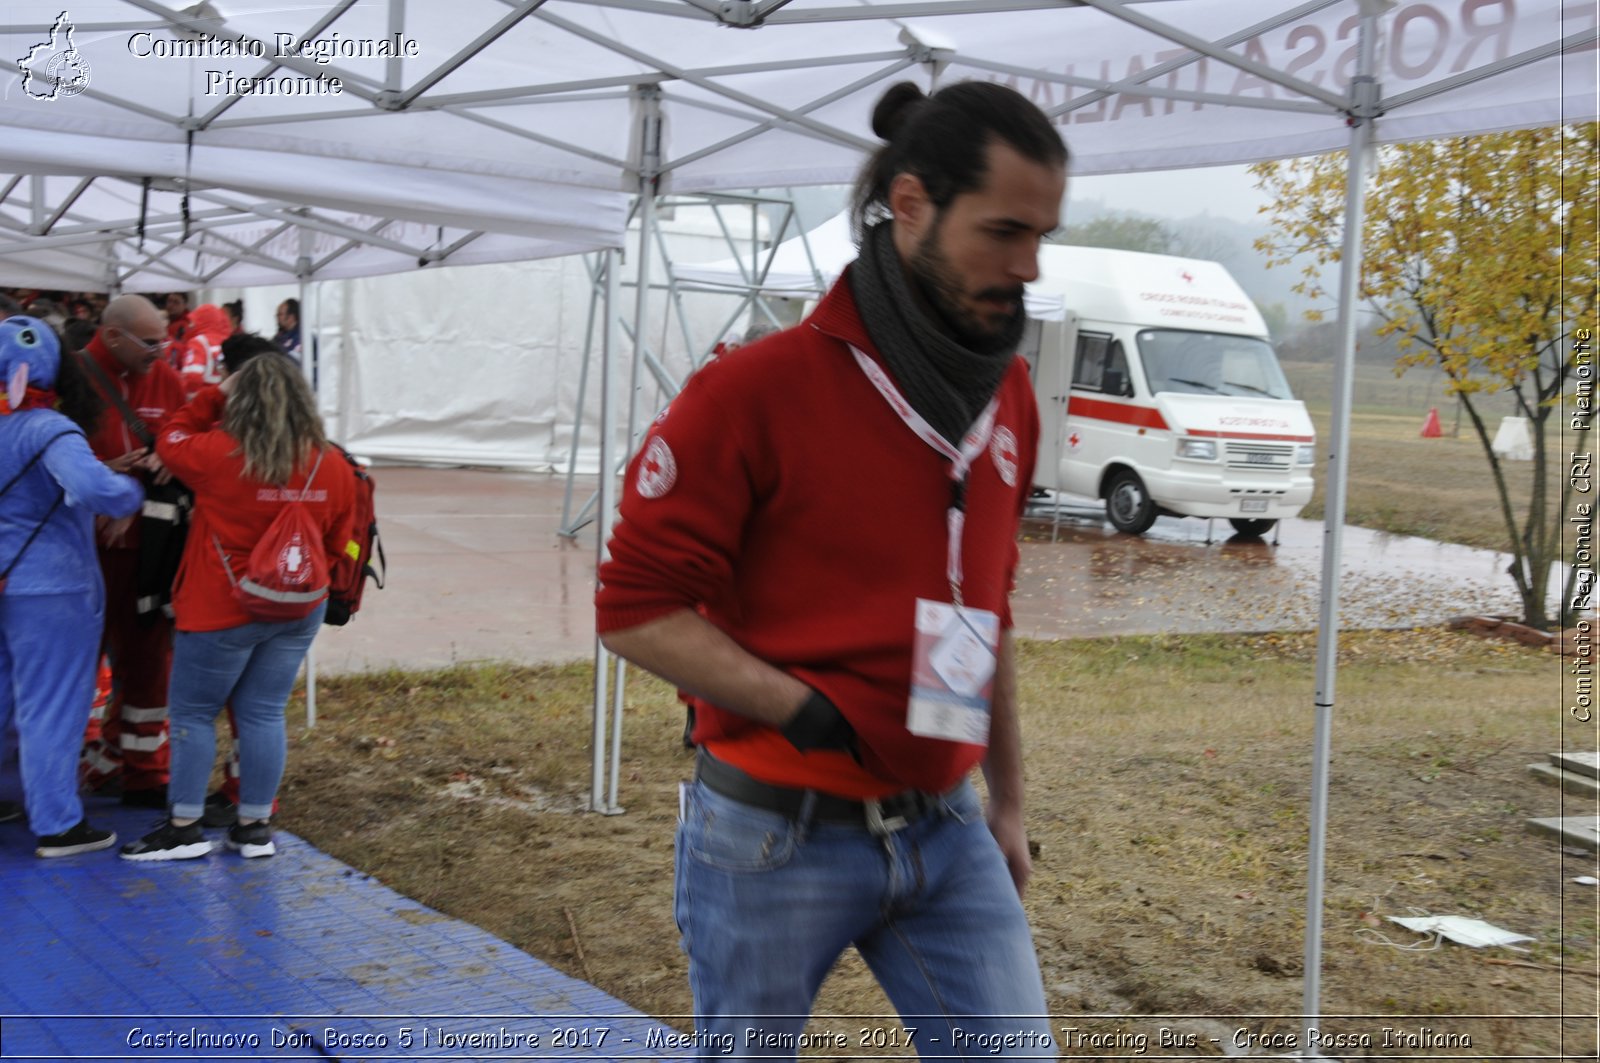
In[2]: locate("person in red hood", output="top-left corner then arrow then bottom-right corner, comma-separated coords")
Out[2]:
170,304 -> 234,399
77,295 -> 186,808
164,292 -> 191,347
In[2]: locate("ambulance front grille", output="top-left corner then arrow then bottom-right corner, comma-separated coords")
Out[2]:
1223,441 -> 1295,471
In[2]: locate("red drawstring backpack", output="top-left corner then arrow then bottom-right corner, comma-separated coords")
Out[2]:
213,449 -> 330,621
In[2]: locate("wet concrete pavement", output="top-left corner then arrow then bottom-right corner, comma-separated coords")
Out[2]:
314,467 -> 1527,675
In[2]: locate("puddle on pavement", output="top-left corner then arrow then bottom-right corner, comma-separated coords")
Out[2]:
319,469 -> 1531,672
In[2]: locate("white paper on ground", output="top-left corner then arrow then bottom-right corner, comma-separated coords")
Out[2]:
1388,916 -> 1535,948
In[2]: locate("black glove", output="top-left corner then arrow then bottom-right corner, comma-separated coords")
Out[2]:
779,688 -> 857,754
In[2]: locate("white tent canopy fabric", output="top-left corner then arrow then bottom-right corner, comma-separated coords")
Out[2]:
3,1 -> 1592,219
1,1 -> 1590,293
0,171 -> 623,290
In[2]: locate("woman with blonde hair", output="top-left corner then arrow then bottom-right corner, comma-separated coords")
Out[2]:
122,350 -> 356,861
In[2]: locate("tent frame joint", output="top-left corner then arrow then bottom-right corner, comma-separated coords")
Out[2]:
1346,74 -> 1383,126
718,1 -> 763,28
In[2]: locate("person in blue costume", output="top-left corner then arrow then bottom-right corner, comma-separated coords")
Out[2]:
0,316 -> 144,857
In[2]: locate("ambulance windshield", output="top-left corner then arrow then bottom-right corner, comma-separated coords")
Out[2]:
1136,330 -> 1294,401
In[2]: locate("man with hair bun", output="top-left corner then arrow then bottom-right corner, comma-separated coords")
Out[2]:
597,80 -> 1065,1056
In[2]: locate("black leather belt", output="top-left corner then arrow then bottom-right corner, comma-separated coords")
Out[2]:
695,751 -> 946,835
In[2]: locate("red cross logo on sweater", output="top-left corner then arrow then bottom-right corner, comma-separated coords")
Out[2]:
990,425 -> 1018,487
637,436 -> 678,499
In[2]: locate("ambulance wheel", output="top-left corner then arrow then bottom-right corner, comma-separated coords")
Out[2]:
1105,470 -> 1157,535
1228,518 -> 1277,538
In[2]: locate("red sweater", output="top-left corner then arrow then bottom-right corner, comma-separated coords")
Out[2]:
155,386 -> 358,632
595,274 -> 1039,795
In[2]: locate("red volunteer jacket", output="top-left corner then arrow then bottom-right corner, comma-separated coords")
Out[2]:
82,332 -> 187,554
155,386 -> 359,632
171,304 -> 234,398
83,332 -> 186,465
595,271 -> 1039,796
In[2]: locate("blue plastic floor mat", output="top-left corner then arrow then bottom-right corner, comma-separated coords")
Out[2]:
1,789 -> 682,1062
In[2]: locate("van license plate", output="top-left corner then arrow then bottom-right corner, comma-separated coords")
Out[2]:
1240,499 -> 1269,513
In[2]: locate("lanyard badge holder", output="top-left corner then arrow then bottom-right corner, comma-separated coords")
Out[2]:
850,346 -> 1002,747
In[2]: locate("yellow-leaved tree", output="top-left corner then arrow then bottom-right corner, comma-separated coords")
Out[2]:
1252,126 -> 1599,629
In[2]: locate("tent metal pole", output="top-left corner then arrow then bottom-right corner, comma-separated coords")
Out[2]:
560,254 -> 606,537
644,220 -> 699,371
1302,0 -> 1389,1052
591,248 -> 621,813
607,654 -> 627,812
103,241 -> 122,298
599,86 -> 665,814
28,176 -> 44,233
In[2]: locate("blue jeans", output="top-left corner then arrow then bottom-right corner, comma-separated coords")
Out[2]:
167,605 -> 324,822
675,777 -> 1053,1060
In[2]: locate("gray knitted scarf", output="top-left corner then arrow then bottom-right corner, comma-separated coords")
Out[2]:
848,220 -> 1023,446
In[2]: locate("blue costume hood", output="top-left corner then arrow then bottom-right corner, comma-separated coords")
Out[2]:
0,316 -> 61,392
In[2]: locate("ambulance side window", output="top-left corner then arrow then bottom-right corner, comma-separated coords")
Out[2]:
1072,333 -> 1133,397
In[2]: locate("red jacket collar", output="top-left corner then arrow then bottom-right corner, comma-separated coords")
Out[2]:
807,263 -> 878,356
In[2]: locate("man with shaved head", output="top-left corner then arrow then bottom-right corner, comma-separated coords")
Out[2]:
77,294 -> 187,808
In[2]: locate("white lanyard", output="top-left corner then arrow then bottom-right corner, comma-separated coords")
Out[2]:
849,344 -> 999,605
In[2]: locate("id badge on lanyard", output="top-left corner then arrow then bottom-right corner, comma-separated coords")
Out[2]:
850,345 -> 1002,747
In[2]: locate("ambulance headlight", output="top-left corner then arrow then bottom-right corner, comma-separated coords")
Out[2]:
1176,438 -> 1217,461
1296,444 -> 1316,465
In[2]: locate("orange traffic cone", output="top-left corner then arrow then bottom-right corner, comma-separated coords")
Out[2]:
1420,407 -> 1442,438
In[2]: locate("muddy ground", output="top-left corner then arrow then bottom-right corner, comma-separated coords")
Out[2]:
280,630 -> 1595,1059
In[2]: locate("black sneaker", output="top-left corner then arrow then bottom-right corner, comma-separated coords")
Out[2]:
36,819 -> 116,857
201,792 -> 238,828
0,800 -> 23,824
226,820 -> 275,859
120,820 -> 211,861
120,786 -> 168,810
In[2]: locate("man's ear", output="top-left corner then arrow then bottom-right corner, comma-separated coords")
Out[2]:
888,171 -> 932,242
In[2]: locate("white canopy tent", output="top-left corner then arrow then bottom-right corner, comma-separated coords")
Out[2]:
674,209 -> 850,296
0,173 -> 626,291
4,2 -> 1587,229
3,0 -> 1595,1043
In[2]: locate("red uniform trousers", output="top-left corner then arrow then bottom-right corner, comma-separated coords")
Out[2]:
80,548 -> 172,793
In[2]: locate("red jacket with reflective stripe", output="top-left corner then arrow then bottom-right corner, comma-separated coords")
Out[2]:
83,332 -> 186,464
171,304 -> 234,398
155,386 -> 359,632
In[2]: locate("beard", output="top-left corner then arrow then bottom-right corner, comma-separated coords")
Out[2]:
907,224 -> 1027,355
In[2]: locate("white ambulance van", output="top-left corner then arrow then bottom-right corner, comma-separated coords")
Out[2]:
1018,245 -> 1316,536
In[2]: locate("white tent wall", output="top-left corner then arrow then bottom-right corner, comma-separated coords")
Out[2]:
199,208 -> 763,471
